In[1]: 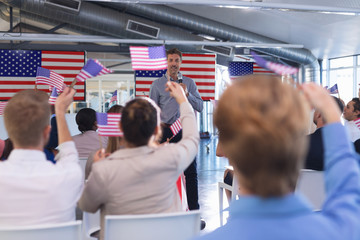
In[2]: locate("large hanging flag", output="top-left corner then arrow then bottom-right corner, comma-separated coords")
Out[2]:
48,87 -> 58,105
135,53 -> 216,101
251,51 -> 299,76
74,59 -> 112,83
130,45 -> 167,71
0,101 -> 7,115
36,67 -> 65,93
96,112 -> 123,137
0,50 -> 85,101
228,61 -> 276,80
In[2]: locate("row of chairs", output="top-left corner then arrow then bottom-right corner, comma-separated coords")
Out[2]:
0,211 -> 201,240
218,169 -> 325,225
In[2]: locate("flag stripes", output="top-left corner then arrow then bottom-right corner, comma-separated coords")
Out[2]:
97,113 -> 123,137
170,118 -> 182,136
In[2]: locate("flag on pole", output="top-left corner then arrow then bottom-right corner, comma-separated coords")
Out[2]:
48,87 -> 58,105
96,112 -> 123,137
135,53 -> 216,100
170,118 -> 182,136
130,45 -> 167,71
75,59 -> 113,82
36,67 -> 65,93
0,101 -> 7,115
110,90 -> 117,103
176,175 -> 188,211
0,50 -> 85,101
328,84 -> 339,94
251,51 -> 299,76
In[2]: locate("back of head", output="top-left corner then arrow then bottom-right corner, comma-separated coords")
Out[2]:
121,98 -> 159,147
214,75 -> 309,197
76,108 -> 96,133
4,90 -> 50,148
107,104 -> 124,114
352,97 -> 360,118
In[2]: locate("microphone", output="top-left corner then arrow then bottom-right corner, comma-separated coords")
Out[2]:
178,79 -> 183,84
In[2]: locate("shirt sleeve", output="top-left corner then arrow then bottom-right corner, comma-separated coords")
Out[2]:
186,79 -> 203,112
55,141 -> 79,164
78,162 -> 108,213
322,122 -> 360,231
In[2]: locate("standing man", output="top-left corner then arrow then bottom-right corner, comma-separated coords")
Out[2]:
150,48 -> 204,224
343,98 -> 360,142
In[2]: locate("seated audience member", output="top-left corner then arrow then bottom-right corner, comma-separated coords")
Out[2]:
343,98 -> 360,142
73,108 -> 107,158
304,97 -> 344,170
0,88 -> 83,226
78,82 -> 199,240
195,75 -> 360,240
85,104 -> 125,179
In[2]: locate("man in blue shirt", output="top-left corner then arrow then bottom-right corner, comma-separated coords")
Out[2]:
150,48 -> 203,221
196,75 -> 360,240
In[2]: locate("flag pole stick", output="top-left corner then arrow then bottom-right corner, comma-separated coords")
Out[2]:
69,79 -> 77,88
98,134 -> 103,150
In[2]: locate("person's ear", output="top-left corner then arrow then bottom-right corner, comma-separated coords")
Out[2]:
43,125 -> 51,145
119,121 -> 123,132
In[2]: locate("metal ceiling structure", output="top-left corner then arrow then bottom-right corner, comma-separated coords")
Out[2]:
0,0 -> 359,83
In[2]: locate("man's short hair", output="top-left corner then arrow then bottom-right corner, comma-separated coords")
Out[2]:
352,98 -> 360,118
4,90 -> 50,148
166,48 -> 182,60
333,97 -> 344,112
214,75 -> 309,197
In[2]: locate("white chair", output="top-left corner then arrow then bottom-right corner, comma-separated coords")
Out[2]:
83,210 -> 101,239
104,210 -> 201,240
218,166 -> 238,226
296,169 -> 325,210
0,221 -> 81,240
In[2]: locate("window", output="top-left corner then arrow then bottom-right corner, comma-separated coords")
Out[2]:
330,56 -> 354,69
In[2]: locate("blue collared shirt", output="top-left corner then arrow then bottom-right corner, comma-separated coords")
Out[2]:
149,72 -> 203,124
196,123 -> 360,240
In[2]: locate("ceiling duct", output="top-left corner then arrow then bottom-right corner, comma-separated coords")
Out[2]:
126,20 -> 160,39
202,45 -> 232,57
107,3 -> 319,83
44,0 -> 81,13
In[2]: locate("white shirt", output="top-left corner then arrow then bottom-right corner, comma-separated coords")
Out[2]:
344,120 -> 360,142
0,141 -> 83,226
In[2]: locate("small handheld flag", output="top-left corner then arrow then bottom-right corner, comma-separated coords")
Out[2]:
36,67 -> 65,92
251,51 -> 299,76
0,102 -> 7,116
130,45 -> 167,70
48,87 -> 58,105
110,90 -> 117,103
96,112 -> 123,137
170,118 -> 182,136
72,59 -> 113,87
328,84 -> 339,94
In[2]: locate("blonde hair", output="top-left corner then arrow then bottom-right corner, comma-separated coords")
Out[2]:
4,90 -> 50,148
214,75 -> 309,197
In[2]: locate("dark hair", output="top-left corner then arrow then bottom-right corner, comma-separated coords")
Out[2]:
1,138 -> 13,160
352,98 -> 360,118
121,98 -> 159,147
76,108 -> 97,133
333,97 -> 344,112
107,104 -> 124,114
166,48 -> 182,60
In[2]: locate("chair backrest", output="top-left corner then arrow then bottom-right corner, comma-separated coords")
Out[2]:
296,169 -> 325,210
104,211 -> 201,240
0,221 -> 81,240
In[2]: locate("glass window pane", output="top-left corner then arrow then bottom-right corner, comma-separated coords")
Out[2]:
322,60 -> 327,70
321,70 -> 327,87
330,56 -> 354,69
357,56 -> 360,65
329,68 -> 353,105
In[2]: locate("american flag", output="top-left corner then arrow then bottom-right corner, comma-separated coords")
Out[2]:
0,101 -> 7,115
0,50 -> 85,101
251,51 -> 298,76
36,67 -> 65,93
170,118 -> 182,136
228,61 -> 275,80
75,59 -> 112,82
96,112 -> 123,137
130,45 -> 167,70
110,90 -> 117,103
329,84 -> 339,94
135,53 -> 216,101
176,176 -> 188,211
48,87 -> 58,105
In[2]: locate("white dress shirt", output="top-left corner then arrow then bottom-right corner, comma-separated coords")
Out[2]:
0,141 -> 83,226
344,120 -> 360,142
